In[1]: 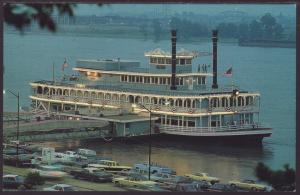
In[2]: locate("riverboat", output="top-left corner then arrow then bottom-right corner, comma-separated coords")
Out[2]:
29,29 -> 272,143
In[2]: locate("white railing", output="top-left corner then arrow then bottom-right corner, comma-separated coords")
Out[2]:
32,94 -> 258,114
159,123 -> 271,135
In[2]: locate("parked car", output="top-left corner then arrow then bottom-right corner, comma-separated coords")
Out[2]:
87,160 -> 131,172
169,183 -> 200,192
126,184 -> 172,192
30,165 -> 67,179
113,173 -> 157,188
77,148 -> 97,157
229,179 -> 268,191
206,183 -> 242,192
192,181 -> 211,190
150,173 -> 176,183
171,176 -> 194,184
43,184 -> 75,191
70,168 -> 113,182
134,162 -> 176,175
64,151 -> 87,160
185,172 -> 220,184
3,175 -> 32,190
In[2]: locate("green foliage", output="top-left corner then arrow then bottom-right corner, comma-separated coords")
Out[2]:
24,172 -> 45,186
169,17 -> 209,41
217,13 -> 284,40
4,4 -> 102,32
255,162 -> 295,191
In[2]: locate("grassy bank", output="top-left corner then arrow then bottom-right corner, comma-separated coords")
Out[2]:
3,165 -> 125,191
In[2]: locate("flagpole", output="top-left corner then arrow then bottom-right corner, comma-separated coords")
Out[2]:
52,62 -> 55,83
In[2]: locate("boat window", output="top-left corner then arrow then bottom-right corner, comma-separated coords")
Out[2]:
180,59 -> 185,65
229,98 -> 236,107
159,78 -> 163,84
167,78 -> 171,85
221,98 -> 228,107
176,78 -> 180,85
154,77 -> 158,84
180,77 -> 183,85
186,59 -> 192,64
156,118 -> 161,124
179,120 -> 183,126
144,77 -> 150,83
162,78 -> 166,84
166,58 -> 171,64
176,59 -> 179,64
171,119 -> 178,126
158,58 -> 164,64
136,76 -> 140,83
187,121 -> 195,127
183,121 -> 187,126
150,57 -> 156,64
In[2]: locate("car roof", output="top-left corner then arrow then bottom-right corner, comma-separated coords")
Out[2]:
85,167 -> 99,171
55,184 -> 72,187
100,160 -> 115,162
4,174 -> 19,177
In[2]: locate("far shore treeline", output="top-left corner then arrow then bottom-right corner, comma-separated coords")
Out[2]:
5,12 -> 295,43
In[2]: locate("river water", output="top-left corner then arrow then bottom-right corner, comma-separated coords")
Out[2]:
4,32 -> 295,182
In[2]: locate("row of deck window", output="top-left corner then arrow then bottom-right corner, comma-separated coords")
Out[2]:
156,117 -> 196,127
120,75 -> 206,86
34,86 -> 255,108
149,57 -> 192,65
121,75 -> 185,85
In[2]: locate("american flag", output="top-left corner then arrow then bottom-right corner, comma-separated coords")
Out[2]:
62,58 -> 69,71
223,67 -> 232,77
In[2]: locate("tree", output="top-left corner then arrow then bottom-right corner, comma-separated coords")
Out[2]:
255,162 -> 295,191
273,23 -> 284,39
217,22 -> 238,38
260,13 -> 277,39
248,20 -> 264,39
237,23 -> 249,39
4,3 -> 102,32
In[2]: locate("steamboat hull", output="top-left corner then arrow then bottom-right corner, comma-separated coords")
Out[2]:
98,128 -> 272,145
154,131 -> 272,144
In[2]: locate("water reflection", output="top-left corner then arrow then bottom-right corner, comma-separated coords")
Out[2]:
37,137 -> 273,182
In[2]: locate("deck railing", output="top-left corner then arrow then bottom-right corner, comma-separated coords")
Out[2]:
32,94 -> 258,114
158,123 -> 272,136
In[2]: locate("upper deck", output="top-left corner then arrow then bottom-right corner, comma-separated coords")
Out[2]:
31,80 -> 259,98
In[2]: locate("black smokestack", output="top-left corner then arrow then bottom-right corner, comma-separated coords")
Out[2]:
212,30 -> 218,89
170,29 -> 177,90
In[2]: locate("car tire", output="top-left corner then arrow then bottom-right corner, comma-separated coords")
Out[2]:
230,184 -> 236,188
251,187 -> 257,191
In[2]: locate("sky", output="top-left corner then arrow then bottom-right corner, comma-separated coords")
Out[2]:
74,4 -> 296,17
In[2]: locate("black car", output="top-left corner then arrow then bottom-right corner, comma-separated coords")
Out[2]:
70,168 -> 113,182
206,183 -> 247,192
170,183 -> 200,192
3,175 -> 32,190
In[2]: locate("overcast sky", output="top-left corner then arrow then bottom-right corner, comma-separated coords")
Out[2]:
74,4 -> 296,17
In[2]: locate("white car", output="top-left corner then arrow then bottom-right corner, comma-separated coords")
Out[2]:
30,165 -> 67,179
43,184 -> 75,191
